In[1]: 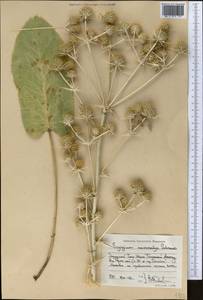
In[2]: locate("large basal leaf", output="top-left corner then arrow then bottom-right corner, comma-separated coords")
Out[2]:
12,16 -> 73,138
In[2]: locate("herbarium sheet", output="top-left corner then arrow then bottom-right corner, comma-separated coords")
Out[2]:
2,1 -> 188,299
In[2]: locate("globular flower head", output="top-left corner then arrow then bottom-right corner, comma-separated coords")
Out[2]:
103,122 -> 116,135
49,57 -> 65,71
153,23 -> 170,47
98,33 -> 111,47
126,107 -> 137,119
110,50 -> 126,71
81,184 -> 94,199
63,59 -> 77,71
102,10 -> 118,25
133,103 -> 143,114
126,102 -> 156,133
130,179 -> 145,193
129,23 -> 142,37
175,41 -> 187,55
63,113 -> 74,126
118,21 -> 130,34
137,32 -> 148,45
105,24 -> 116,36
141,102 -> 157,119
159,22 -> 170,33
126,103 -> 143,119
68,24 -> 82,34
79,103 -> 94,120
58,36 -> 79,56
114,188 -> 129,209
62,133 -> 79,158
86,29 -> 98,40
75,159 -> 85,170
69,15 -> 81,26
91,125 -> 101,137
80,6 -> 94,22
130,179 -> 152,202
142,190 -> 152,201
66,69 -> 77,79
94,210 -> 102,222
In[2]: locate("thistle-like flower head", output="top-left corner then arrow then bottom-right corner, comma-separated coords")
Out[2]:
69,15 -> 81,26
129,23 -> 142,37
80,6 -> 94,22
63,113 -> 74,126
114,188 -> 129,209
81,184 -> 94,199
102,10 -> 118,25
175,41 -> 187,55
130,179 -> 152,201
98,33 -> 111,47
58,37 -> 79,56
141,102 -> 157,119
110,50 -> 126,70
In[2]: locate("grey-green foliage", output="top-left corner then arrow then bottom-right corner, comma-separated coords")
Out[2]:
12,16 -> 73,138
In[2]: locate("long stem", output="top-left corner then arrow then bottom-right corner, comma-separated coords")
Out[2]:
95,113 -> 107,189
68,54 -> 103,104
90,112 -> 106,282
125,29 -> 140,62
58,71 -> 73,89
96,198 -> 147,244
88,145 -> 95,190
108,66 -> 117,102
33,130 -> 58,281
101,117 -> 146,173
102,136 -> 129,174
97,212 -> 123,244
112,54 -> 179,108
84,21 -> 105,105
108,41 -> 158,108
69,123 -> 86,143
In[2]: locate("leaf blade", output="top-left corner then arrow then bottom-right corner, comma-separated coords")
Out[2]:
12,16 -> 73,138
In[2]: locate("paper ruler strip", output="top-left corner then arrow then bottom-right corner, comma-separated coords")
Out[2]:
188,1 -> 202,280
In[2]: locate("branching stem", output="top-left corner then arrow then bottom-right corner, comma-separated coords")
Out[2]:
125,29 -> 140,62
112,54 -> 179,108
96,198 -> 147,244
68,54 -> 103,104
108,41 -> 158,108
84,20 -> 105,105
101,117 -> 146,173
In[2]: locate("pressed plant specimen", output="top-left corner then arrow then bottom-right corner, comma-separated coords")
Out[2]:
12,5 -> 187,284
54,7 -> 187,284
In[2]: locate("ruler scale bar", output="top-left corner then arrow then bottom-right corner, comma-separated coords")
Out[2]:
188,1 -> 202,280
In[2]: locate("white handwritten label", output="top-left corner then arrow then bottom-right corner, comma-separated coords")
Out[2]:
100,234 -> 183,288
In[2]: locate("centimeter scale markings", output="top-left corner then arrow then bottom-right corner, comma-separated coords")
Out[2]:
188,1 -> 202,280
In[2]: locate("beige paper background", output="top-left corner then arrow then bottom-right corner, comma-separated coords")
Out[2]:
1,1 -> 188,299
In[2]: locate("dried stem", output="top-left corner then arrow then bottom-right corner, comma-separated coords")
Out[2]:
58,71 -> 74,89
88,145 -> 96,190
108,66 -> 117,102
108,41 -> 158,108
84,21 -> 105,105
112,53 -> 179,108
125,28 -> 140,62
33,130 -> 58,281
101,117 -> 146,174
68,54 -> 103,104
96,198 -> 147,244
89,112 -> 106,282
